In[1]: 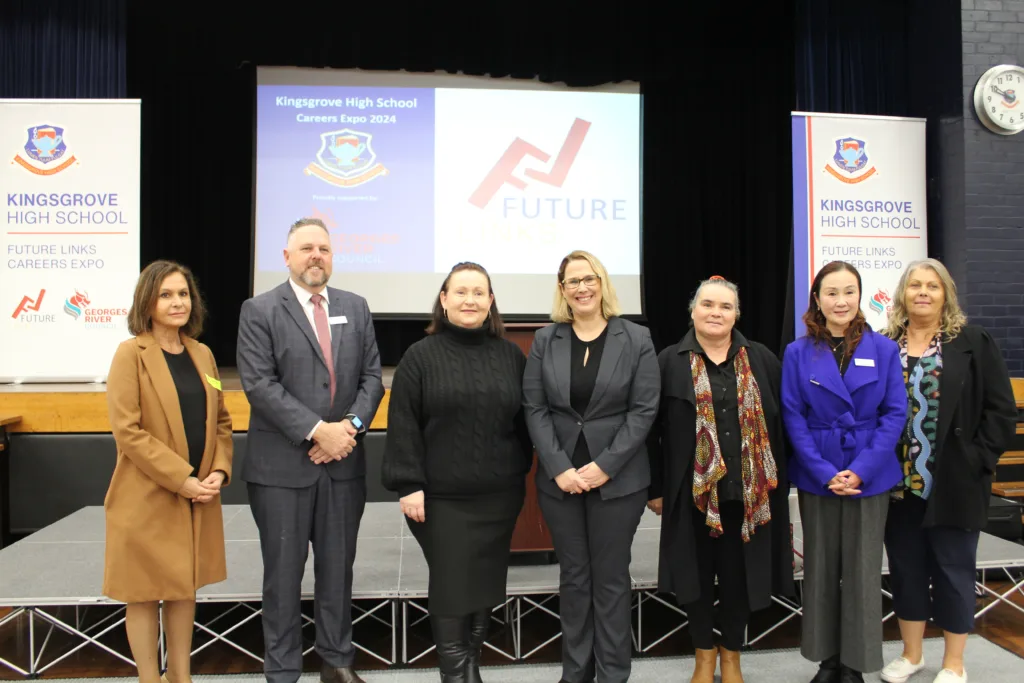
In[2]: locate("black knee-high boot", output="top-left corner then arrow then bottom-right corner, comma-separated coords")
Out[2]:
430,614 -> 469,683
465,609 -> 490,683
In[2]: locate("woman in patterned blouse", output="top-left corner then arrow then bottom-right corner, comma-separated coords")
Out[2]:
879,259 -> 1016,683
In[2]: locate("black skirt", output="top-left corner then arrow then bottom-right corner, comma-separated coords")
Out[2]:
407,485 -> 525,616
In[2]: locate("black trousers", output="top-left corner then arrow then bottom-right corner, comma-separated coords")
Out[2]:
685,501 -> 750,651
538,487 -> 646,683
248,472 -> 366,683
885,494 -> 980,635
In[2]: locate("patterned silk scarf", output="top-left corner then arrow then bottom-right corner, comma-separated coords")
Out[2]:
691,346 -> 778,542
896,333 -> 942,500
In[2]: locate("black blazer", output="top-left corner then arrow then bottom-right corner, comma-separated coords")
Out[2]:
522,316 -> 661,500
910,324 -> 1016,530
647,329 -> 795,608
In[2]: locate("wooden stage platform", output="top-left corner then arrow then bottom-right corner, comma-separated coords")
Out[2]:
0,367 -> 396,433
0,326 -> 549,435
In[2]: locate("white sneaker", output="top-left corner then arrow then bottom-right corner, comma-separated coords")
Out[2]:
933,669 -> 967,683
880,656 -> 926,683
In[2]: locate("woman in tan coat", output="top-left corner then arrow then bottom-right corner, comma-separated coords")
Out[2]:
104,260 -> 233,683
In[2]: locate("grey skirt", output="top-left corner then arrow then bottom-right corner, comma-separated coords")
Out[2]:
798,490 -> 889,673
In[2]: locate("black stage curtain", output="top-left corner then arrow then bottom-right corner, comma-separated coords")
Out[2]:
785,0 -> 963,349
0,0 -> 125,98
4,1 -> 962,367
120,3 -> 792,364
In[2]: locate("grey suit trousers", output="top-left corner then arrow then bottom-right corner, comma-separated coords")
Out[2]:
798,490 -> 889,674
539,488 -> 646,683
249,471 -> 366,683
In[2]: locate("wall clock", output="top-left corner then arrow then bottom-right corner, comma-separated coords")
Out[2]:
974,64 -> 1024,135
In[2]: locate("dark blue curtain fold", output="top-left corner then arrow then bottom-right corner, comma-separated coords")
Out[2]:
0,0 -> 126,98
794,0 -> 915,116
784,0 -> 961,351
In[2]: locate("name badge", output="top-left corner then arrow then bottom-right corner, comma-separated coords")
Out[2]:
205,374 -> 222,390
854,358 -> 875,367
329,315 -> 348,325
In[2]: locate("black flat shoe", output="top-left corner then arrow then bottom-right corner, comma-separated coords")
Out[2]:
320,666 -> 365,683
810,654 -> 842,683
839,666 -> 864,683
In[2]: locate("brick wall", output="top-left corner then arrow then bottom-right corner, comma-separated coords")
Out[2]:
962,0 -> 1024,374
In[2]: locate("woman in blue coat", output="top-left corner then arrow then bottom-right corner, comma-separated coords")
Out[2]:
782,261 -> 906,683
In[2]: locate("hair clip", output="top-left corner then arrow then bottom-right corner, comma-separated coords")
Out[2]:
709,275 -> 726,281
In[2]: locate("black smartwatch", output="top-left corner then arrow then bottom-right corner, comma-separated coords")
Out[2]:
345,413 -> 365,433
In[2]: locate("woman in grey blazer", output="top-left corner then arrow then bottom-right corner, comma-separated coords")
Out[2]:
523,250 -> 661,683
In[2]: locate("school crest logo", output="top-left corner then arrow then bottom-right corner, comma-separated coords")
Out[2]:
825,136 -> 877,184
14,125 -> 78,175
304,129 -> 388,188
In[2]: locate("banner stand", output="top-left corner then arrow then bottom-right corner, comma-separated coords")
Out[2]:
1,99 -> 141,384
791,112 -> 928,338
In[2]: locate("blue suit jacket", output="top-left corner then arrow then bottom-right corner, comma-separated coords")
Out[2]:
781,330 -> 906,498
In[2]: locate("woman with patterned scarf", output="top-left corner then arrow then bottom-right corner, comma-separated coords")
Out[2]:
647,276 -> 794,683
878,259 -> 1016,683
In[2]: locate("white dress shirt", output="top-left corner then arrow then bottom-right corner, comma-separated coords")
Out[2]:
289,278 -> 330,440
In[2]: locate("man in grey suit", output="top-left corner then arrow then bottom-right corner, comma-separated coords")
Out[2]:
237,217 -> 385,683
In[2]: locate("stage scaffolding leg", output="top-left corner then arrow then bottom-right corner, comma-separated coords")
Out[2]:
0,608 -> 30,676
635,591 -> 688,653
159,601 -> 166,671
974,568 -> 1024,619
28,608 -> 35,676
191,603 -> 265,663
633,590 -> 641,652
517,595 -> 562,660
30,607 -> 134,673
401,600 -> 408,665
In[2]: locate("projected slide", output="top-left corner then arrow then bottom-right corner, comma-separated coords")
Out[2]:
254,68 -> 642,316
257,86 -> 436,275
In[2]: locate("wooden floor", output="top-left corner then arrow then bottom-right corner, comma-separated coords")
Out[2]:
1,579 -> 1021,679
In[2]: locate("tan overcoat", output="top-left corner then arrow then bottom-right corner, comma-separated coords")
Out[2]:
103,333 -> 233,603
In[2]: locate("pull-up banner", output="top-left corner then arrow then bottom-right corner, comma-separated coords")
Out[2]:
791,112 -> 928,338
1,99 -> 141,383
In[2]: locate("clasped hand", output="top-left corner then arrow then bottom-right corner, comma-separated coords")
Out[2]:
309,419 -> 358,464
555,462 -> 609,495
828,469 -> 863,496
178,471 -> 225,503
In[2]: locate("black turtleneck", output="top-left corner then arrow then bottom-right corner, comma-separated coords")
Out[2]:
381,319 -> 533,498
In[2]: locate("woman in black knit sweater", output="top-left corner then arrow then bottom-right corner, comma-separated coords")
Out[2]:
382,262 -> 533,683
